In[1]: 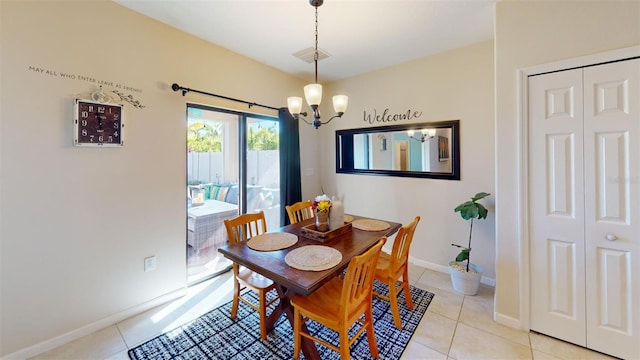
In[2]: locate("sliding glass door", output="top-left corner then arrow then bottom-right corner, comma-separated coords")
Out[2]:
186,104 -> 280,284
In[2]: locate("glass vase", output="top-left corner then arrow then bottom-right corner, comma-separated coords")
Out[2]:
315,210 -> 330,232
329,195 -> 344,230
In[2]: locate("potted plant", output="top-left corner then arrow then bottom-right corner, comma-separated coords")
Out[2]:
449,192 -> 490,295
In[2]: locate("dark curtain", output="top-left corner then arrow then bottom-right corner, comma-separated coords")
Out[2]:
279,108 -> 302,226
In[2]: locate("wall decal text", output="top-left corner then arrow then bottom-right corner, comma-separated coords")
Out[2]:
363,108 -> 423,125
28,65 -> 143,93
27,65 -> 145,108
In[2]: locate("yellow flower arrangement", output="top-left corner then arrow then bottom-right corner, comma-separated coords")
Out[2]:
312,194 -> 332,232
312,195 -> 332,212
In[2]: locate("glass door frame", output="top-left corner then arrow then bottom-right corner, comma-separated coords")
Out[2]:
186,103 -> 280,285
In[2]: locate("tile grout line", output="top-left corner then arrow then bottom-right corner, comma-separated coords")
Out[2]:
115,322 -> 132,351
446,294 -> 466,358
528,330 -> 535,359
99,324 -> 129,360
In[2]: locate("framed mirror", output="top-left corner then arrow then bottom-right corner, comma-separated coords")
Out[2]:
335,120 -> 460,180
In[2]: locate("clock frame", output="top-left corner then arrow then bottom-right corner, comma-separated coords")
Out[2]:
74,99 -> 124,147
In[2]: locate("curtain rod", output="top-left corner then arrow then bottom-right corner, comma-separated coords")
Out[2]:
171,83 -> 280,111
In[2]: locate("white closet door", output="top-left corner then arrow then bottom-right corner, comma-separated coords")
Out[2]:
583,59 -> 639,360
530,59 -> 640,359
529,68 -> 586,346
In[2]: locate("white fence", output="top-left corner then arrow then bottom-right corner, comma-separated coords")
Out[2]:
187,150 -> 280,188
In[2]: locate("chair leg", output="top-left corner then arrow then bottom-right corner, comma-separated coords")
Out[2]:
389,280 -> 403,329
231,280 -> 241,319
365,306 -> 379,358
402,268 -> 414,310
339,322 -> 350,360
293,308 -> 301,360
259,289 -> 267,340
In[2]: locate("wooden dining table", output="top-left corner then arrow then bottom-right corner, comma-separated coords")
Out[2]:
218,214 -> 401,360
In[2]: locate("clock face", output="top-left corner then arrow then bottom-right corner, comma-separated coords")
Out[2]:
74,99 -> 123,147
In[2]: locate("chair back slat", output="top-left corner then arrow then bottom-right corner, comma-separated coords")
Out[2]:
286,200 -> 314,224
341,238 -> 386,314
224,211 -> 267,277
224,211 -> 267,245
391,216 -> 420,272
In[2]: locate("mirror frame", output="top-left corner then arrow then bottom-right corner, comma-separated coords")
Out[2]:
335,120 -> 460,180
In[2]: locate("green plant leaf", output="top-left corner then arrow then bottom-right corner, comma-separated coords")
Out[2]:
471,192 -> 490,202
455,248 -> 470,262
454,193 -> 490,220
478,206 -> 488,219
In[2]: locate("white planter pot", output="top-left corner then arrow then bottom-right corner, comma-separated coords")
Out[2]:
448,261 -> 483,295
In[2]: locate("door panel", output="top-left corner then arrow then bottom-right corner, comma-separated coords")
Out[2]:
594,131 -> 628,222
529,68 -> 586,345
547,239 -> 578,317
596,248 -> 631,331
547,134 -> 576,216
584,59 -> 639,359
245,116 -> 281,231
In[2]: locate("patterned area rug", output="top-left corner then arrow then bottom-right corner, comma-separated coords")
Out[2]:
128,280 -> 434,359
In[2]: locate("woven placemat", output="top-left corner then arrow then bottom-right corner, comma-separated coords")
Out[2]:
343,214 -> 354,223
284,245 -> 343,271
247,232 -> 298,251
352,218 -> 390,231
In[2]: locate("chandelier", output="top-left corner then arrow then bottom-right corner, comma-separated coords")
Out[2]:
408,128 -> 436,142
287,0 -> 348,129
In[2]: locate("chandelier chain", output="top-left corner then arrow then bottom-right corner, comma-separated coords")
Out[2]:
314,6 -> 319,83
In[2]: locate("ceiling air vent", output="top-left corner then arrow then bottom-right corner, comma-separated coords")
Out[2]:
293,47 -> 330,63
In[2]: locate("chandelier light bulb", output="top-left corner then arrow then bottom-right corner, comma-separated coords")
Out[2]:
332,95 -> 348,114
287,97 -> 303,115
408,128 -> 437,142
304,84 -> 323,106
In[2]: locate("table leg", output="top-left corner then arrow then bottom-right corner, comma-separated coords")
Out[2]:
269,284 -> 320,360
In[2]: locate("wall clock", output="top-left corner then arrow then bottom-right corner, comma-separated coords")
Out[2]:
74,99 -> 123,147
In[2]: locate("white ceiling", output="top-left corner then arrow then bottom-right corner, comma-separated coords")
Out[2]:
113,0 -> 495,83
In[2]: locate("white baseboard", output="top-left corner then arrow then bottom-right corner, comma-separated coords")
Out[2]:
2,287 -> 187,360
409,256 -> 449,273
410,257 -> 521,330
494,311 -> 525,330
408,256 -> 496,287
481,275 -> 496,287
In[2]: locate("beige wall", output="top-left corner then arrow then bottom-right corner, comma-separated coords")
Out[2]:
320,41 -> 496,281
0,1 -> 305,356
494,0 -> 640,326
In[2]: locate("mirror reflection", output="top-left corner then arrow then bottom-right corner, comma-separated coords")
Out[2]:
336,120 -> 460,180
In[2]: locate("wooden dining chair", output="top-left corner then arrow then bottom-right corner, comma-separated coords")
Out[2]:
373,215 -> 420,329
223,210 -> 278,340
291,237 -> 386,359
285,200 -> 314,224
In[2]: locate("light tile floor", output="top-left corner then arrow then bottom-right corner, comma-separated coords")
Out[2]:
30,266 -> 617,360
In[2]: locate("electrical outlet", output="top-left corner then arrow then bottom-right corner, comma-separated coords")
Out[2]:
144,256 -> 156,272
